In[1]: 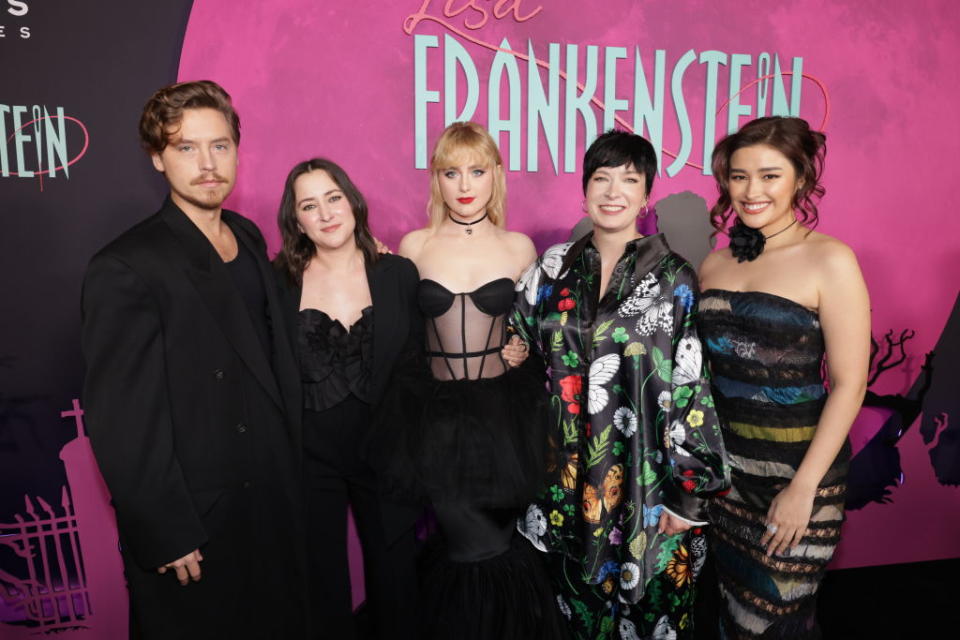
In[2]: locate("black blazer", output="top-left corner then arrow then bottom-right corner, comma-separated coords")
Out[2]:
277,252 -> 424,543
81,198 -> 302,571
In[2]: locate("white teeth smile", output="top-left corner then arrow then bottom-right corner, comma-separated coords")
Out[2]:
599,205 -> 624,212
744,202 -> 769,212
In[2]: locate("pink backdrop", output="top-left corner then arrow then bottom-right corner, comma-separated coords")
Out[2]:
178,0 -> 960,573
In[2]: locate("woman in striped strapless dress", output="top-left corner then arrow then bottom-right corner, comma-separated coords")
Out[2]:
697,117 -> 870,639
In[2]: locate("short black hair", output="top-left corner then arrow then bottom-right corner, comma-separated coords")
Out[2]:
582,130 -> 657,195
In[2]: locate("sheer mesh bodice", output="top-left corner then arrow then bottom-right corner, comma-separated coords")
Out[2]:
417,278 -> 514,381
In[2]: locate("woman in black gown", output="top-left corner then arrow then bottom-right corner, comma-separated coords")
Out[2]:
384,121 -> 567,639
274,158 -> 422,640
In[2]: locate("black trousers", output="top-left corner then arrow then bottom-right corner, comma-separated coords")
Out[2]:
303,398 -> 418,640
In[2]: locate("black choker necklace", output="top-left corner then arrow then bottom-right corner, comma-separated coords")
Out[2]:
729,218 -> 798,262
448,212 -> 488,235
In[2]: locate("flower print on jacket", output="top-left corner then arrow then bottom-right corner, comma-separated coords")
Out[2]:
620,562 -> 641,590
680,469 -> 697,493
559,374 -> 583,415
674,283 -> 695,313
613,407 -> 638,437
511,233 -> 728,604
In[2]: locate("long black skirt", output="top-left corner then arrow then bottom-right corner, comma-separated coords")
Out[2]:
371,359 -> 568,639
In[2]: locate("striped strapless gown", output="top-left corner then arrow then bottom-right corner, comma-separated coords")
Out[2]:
697,290 -> 849,640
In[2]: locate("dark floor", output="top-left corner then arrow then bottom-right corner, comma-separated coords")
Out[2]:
695,557 -> 960,639
353,556 -> 960,639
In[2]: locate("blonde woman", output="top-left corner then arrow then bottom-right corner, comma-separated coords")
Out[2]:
380,122 -> 566,639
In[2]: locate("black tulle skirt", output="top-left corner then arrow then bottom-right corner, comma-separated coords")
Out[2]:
373,358 -> 553,509
371,358 -> 568,639
418,533 -> 570,640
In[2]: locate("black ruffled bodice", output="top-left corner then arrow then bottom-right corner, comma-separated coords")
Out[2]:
298,306 -> 373,411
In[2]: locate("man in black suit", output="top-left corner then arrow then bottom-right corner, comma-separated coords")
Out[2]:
81,80 -> 305,639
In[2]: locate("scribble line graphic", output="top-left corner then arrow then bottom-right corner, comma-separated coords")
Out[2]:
5,114 -> 90,192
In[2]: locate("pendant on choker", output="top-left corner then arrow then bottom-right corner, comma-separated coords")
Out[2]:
448,212 -> 488,235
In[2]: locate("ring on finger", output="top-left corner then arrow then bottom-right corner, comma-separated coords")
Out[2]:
766,523 -> 778,534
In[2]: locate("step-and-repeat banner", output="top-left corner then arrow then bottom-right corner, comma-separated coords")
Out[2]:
2,0 -> 958,636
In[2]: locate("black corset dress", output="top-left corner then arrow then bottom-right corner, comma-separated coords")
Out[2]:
377,278 -> 567,640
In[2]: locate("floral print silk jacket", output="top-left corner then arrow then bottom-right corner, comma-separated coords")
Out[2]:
513,233 -> 729,603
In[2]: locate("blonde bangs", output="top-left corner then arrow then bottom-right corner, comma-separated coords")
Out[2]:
433,146 -> 488,174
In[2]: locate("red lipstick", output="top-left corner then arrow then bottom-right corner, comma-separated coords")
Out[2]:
457,197 -> 475,204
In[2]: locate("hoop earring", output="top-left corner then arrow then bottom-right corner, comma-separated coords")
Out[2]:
638,204 -> 650,219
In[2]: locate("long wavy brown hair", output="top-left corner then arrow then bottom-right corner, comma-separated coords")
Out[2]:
274,158 -> 379,285
709,117 -> 826,235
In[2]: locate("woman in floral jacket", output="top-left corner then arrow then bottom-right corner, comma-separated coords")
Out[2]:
513,130 -> 729,639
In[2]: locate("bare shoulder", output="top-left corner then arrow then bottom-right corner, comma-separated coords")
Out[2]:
502,229 -> 536,253
398,227 -> 431,259
698,247 -> 734,283
501,229 -> 537,265
802,231 -> 868,312
804,231 -> 861,276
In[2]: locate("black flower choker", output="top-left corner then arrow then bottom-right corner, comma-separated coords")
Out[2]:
729,218 -> 798,262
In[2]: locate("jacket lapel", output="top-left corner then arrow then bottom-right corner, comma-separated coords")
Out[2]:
268,262 -> 305,454
159,201 -> 284,409
368,257 -> 399,401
